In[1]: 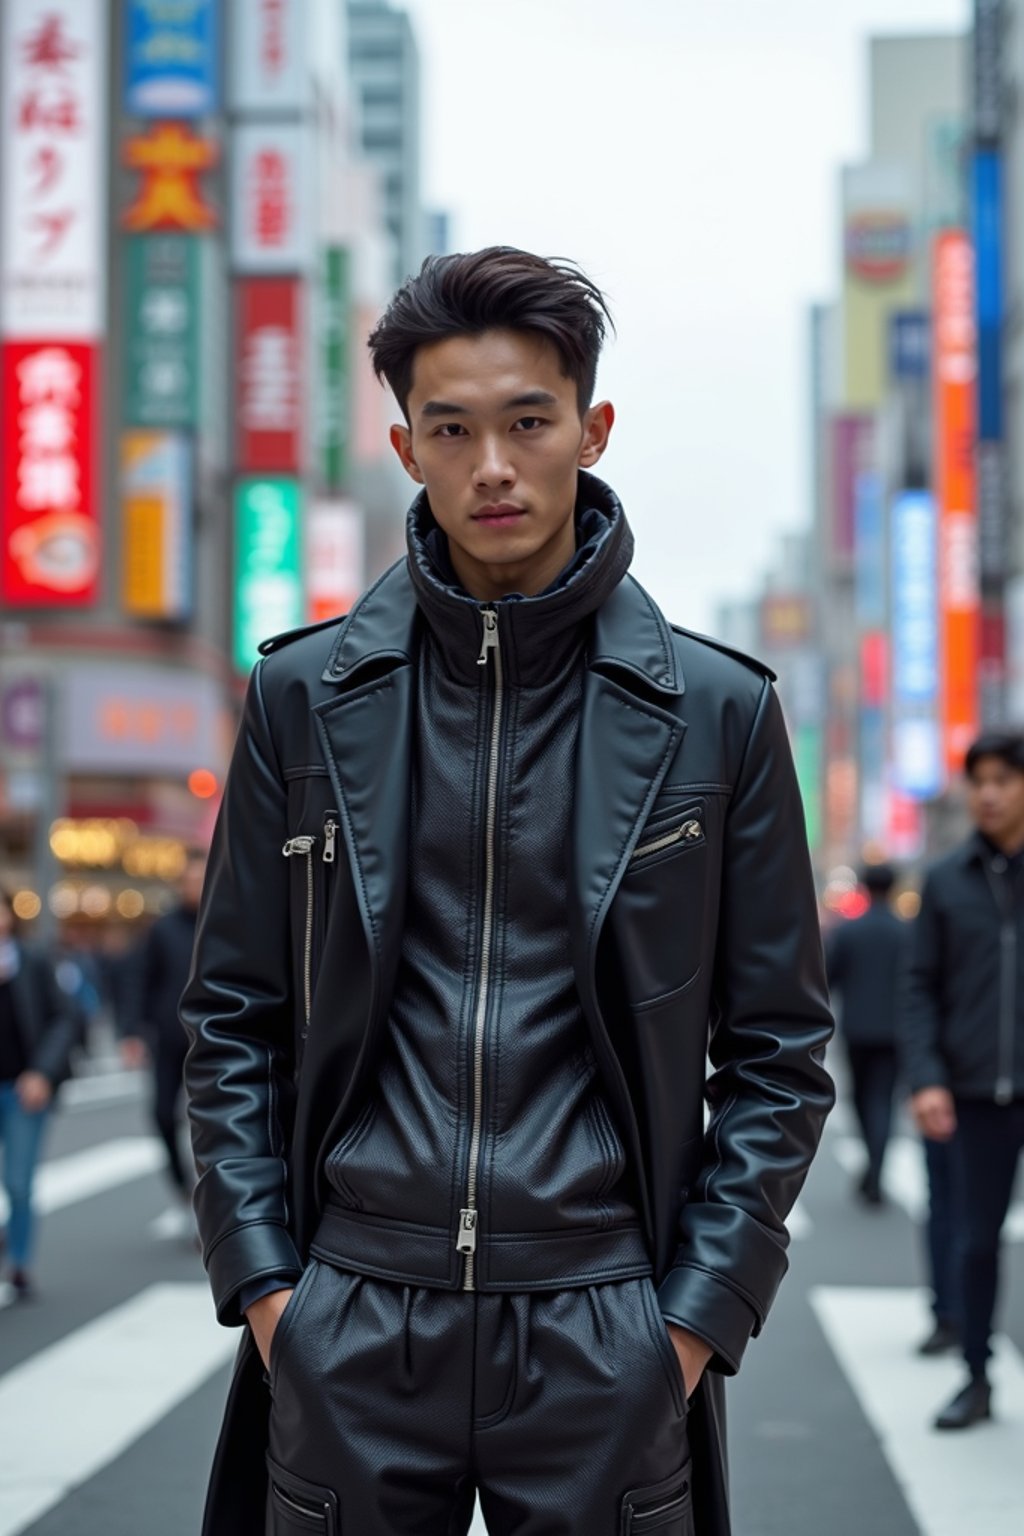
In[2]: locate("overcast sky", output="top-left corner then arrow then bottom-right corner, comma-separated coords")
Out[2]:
401,0 -> 968,634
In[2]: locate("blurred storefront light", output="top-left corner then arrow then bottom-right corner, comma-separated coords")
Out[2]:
48,883 -> 79,919
12,890 -> 41,921
188,768 -> 218,799
115,889 -> 146,919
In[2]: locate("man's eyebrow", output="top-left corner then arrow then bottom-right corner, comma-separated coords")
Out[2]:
420,400 -> 469,418
419,389 -> 560,419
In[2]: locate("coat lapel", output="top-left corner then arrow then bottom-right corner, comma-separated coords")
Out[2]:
313,563 -> 418,1022
569,576 -> 687,992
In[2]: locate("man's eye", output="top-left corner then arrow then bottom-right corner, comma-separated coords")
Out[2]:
514,416 -> 546,431
436,423 -> 467,438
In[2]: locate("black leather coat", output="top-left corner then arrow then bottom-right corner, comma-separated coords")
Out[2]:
182,527 -> 834,1536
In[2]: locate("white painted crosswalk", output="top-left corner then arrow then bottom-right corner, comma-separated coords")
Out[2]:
0,1283 -> 236,1536
0,1138 -> 164,1227
811,1287 -> 1024,1536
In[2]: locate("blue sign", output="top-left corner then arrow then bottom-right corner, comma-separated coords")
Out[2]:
891,492 -> 942,799
973,149 -> 1003,441
124,0 -> 219,118
854,471 -> 885,628
889,311 -> 930,381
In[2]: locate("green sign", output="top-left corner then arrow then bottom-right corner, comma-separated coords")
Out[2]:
233,478 -> 303,671
317,246 -> 351,489
123,236 -> 199,428
793,724 -> 823,855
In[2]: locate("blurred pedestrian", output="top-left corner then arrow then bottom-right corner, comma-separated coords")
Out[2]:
122,851 -> 205,1212
903,729 -> 1024,1430
825,862 -> 906,1205
0,885 -> 77,1298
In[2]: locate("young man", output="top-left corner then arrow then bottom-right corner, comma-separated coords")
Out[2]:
903,730 -> 1024,1431
183,248 -> 834,1536
825,863 -> 906,1206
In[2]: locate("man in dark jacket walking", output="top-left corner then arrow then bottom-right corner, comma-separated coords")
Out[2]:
903,729 -> 1024,1430
826,862 -> 907,1205
183,248 -> 834,1536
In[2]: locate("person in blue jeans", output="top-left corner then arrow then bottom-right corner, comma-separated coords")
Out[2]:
0,887 -> 77,1297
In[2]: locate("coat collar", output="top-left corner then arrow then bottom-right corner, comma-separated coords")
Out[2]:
322,553 -> 684,701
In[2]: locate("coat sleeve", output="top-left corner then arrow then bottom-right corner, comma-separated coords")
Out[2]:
181,660 -> 303,1325
897,871 -> 947,1094
657,679 -> 835,1372
27,952 -> 78,1087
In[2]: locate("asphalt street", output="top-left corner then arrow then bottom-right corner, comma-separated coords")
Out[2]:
0,1062 -> 1020,1536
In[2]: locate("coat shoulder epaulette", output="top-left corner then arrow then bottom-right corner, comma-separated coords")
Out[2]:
669,625 -> 777,682
257,613 -> 347,658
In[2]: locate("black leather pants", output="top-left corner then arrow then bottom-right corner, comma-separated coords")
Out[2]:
265,1262 -> 694,1535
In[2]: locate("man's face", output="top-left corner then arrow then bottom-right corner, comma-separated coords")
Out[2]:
966,755 -> 1024,846
390,328 -> 613,600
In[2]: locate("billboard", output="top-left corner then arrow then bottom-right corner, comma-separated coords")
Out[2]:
231,123 -> 312,272
234,478 -> 302,670
63,661 -> 221,774
841,164 -> 916,410
0,0 -> 108,338
889,311 -> 929,381
229,0 -> 310,115
124,0 -> 219,117
933,231 -> 980,773
121,431 -> 193,620
891,491 -> 942,800
317,247 -> 351,489
123,236 -> 199,427
854,469 -> 885,628
0,340 -> 100,606
122,122 -> 219,233
236,277 -> 304,472
829,415 -> 874,566
307,500 -> 363,623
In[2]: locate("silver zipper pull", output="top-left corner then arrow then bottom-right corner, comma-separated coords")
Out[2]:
282,835 -> 316,857
456,1207 -> 477,1253
477,607 -> 499,666
323,817 -> 338,864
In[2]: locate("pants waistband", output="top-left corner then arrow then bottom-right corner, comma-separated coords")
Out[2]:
312,1200 -> 653,1291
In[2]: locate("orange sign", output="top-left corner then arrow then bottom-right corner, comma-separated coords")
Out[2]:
933,230 -> 979,775
122,122 -> 218,232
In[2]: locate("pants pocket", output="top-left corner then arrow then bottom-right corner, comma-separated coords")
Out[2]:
266,1454 -> 338,1534
639,1277 -> 688,1419
620,1459 -> 695,1534
268,1260 -> 321,1395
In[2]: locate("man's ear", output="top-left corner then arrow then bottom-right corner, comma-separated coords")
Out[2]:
390,422 -> 425,484
578,400 -> 614,468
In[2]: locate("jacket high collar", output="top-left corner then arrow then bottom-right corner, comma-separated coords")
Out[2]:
404,470 -> 635,687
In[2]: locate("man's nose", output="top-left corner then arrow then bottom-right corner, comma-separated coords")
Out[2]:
474,437 -> 515,486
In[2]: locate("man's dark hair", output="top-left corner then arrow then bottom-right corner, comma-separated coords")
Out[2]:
964,729 -> 1024,778
860,862 -> 896,897
367,246 -> 613,419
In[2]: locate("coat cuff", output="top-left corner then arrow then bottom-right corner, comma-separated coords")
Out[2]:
656,1263 -> 758,1375
204,1220 -> 303,1327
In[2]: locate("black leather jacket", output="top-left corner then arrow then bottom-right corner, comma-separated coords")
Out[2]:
902,833 -> 1024,1100
181,473 -> 834,1536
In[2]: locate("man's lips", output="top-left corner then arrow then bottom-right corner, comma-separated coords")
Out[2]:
472,504 -> 526,526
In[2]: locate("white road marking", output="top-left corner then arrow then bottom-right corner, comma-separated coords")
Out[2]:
786,1198 -> 812,1239
148,1204 -> 195,1242
0,1138 -> 165,1225
834,1134 -> 1024,1239
62,1070 -> 145,1110
811,1286 -> 1024,1536
0,1282 -> 235,1536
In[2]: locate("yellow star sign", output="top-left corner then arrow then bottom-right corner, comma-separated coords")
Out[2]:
122,122 -> 219,233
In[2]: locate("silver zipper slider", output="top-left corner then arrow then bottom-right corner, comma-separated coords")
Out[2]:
323,817 -> 338,864
282,835 -> 316,857
456,1207 -> 478,1253
477,607 -> 499,666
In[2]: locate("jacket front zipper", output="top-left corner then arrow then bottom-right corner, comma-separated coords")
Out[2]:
456,605 -> 503,1289
283,819 -> 337,1042
983,858 -> 1017,1104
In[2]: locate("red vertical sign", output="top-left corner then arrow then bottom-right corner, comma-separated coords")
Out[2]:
0,339 -> 100,604
933,231 -> 979,774
236,276 -> 303,472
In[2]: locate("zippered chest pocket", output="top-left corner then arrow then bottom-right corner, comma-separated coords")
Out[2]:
614,799 -> 712,1007
282,811 -> 338,1042
630,804 -> 704,868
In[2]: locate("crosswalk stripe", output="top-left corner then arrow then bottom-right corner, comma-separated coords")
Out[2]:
833,1135 -> 1024,1239
0,1138 -> 165,1225
811,1286 -> 1024,1536
0,1282 -> 235,1536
